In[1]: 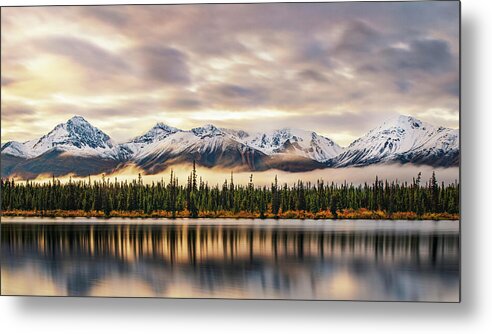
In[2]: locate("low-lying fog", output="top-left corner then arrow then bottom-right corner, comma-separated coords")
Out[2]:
19,164 -> 459,186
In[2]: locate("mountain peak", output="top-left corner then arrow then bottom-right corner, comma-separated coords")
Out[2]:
337,114 -> 457,167
0,141 -> 27,157
31,116 -> 114,153
131,122 -> 180,144
1,115 -> 459,173
152,122 -> 176,130
68,115 -> 89,123
381,114 -> 424,129
192,124 -> 224,138
0,115 -> 119,159
234,127 -> 343,162
65,115 -> 94,131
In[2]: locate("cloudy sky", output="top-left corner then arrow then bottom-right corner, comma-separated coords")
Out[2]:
1,2 -> 459,146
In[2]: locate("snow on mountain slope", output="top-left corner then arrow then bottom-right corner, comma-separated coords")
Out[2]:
132,124 -> 260,160
192,124 -> 225,138
122,122 -> 181,156
1,141 -> 31,158
1,116 -> 122,159
128,123 -> 343,164
130,124 -> 271,172
129,124 -> 217,160
333,115 -> 459,167
224,128 -> 343,162
1,114 -> 460,178
131,130 -> 202,160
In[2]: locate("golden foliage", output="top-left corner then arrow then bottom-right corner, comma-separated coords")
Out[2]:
1,209 -> 459,220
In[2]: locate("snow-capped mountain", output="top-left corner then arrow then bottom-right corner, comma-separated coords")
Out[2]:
1,116 -> 121,159
0,116 -> 127,178
132,122 -> 181,144
1,141 -> 28,158
128,124 -> 271,173
192,124 -> 225,138
332,115 -> 459,167
227,128 -> 343,162
124,124 -> 341,173
1,114 -> 460,178
122,122 -> 181,156
124,124 -> 228,161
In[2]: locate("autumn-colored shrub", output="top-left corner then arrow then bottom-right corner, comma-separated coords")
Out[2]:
1,209 -> 459,220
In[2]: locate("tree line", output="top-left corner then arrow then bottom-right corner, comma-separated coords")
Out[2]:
1,163 -> 459,218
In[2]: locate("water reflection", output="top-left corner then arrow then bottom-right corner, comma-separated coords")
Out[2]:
1,220 -> 459,301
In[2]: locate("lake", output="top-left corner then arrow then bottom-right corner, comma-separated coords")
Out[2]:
0,218 -> 460,301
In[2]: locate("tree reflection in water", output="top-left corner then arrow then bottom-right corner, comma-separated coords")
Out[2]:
1,221 -> 459,301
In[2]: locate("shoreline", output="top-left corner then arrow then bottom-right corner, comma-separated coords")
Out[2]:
1,209 -> 460,221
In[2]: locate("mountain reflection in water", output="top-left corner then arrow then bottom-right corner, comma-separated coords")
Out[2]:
1,220 -> 459,301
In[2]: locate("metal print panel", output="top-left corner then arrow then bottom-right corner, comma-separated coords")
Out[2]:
0,1 -> 460,302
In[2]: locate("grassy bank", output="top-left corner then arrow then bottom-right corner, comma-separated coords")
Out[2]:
1,209 -> 459,220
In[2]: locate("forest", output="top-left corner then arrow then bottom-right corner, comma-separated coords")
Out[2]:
0,163 -> 459,220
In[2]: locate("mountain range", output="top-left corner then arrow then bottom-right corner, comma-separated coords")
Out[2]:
1,115 -> 459,178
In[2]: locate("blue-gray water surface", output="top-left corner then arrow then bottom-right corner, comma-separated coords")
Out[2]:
1,218 -> 459,301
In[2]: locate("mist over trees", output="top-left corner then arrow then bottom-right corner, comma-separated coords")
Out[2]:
1,164 -> 459,219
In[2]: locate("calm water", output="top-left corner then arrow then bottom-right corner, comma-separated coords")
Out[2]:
0,218 -> 459,301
